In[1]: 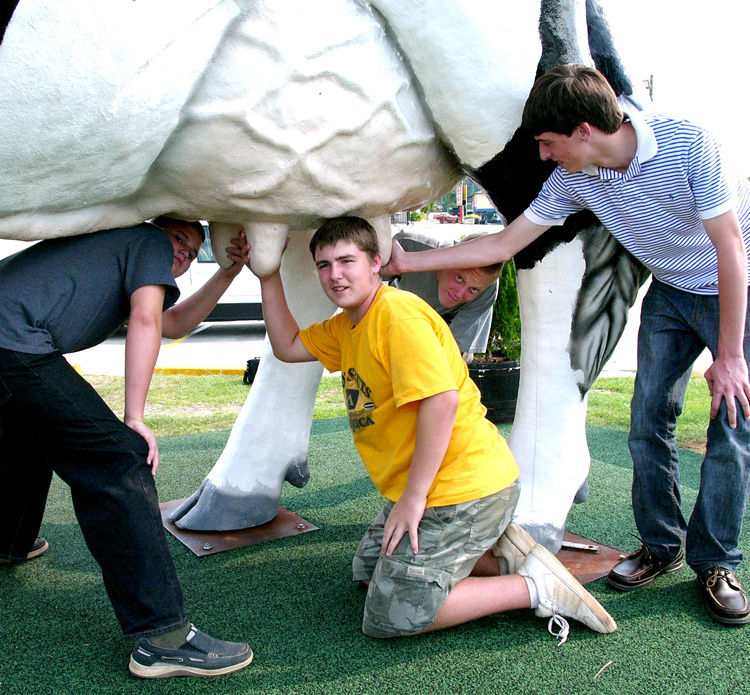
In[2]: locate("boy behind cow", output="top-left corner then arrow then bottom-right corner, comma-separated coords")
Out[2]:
383,228 -> 502,362
242,215 -> 616,639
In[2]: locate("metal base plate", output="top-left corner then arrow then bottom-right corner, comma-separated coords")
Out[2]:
559,531 -> 624,584
160,498 -> 621,582
159,499 -> 319,557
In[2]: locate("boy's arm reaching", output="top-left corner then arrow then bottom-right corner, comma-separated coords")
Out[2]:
161,237 -> 248,339
258,269 -> 317,363
381,389 -> 460,556
124,284 -> 165,473
382,213 -> 550,275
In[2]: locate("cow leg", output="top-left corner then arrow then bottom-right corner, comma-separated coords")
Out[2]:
170,229 -> 334,531
508,238 -> 590,553
170,214 -> 392,531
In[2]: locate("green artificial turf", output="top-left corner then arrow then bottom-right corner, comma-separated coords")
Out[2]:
2,419 -> 749,695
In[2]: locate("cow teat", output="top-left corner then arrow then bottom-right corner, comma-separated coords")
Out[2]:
209,221 -> 290,277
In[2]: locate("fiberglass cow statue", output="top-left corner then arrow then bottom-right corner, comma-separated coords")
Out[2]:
0,0 -> 647,553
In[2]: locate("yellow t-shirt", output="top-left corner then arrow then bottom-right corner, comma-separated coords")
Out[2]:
299,285 -> 518,507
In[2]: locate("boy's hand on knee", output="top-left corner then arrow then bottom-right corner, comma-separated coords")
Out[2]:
705,355 -> 750,427
126,419 -> 160,475
381,493 -> 427,556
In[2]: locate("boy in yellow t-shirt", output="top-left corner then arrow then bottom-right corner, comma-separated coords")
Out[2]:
244,215 -> 616,639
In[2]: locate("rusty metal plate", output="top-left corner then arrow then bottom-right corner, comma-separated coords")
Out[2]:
559,532 -> 625,584
159,499 -> 319,557
160,498 -> 620,580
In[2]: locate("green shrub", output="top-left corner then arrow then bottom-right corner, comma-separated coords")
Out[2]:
486,260 -> 521,361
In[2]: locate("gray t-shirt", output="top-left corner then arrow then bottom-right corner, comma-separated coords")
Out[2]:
384,229 -> 498,353
0,224 -> 180,355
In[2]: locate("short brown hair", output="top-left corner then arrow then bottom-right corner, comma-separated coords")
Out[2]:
522,63 -> 623,136
152,216 -> 206,243
309,216 -> 380,261
457,232 -> 504,277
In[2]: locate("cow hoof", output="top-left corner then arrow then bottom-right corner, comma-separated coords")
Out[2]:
170,480 -> 279,531
517,521 -> 565,555
284,458 -> 310,488
573,478 -> 590,504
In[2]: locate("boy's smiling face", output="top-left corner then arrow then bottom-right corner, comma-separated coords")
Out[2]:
314,240 -> 382,324
163,222 -> 204,278
535,126 -> 592,173
435,267 -> 497,308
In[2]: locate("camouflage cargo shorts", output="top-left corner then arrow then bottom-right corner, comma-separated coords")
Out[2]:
352,480 -> 520,638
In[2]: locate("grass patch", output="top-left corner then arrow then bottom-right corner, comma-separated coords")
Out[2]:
314,375 -> 347,419
87,372 -> 710,451
88,373 -> 347,436
588,375 -> 710,453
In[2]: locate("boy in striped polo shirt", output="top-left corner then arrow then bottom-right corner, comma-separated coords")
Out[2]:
384,63 -> 750,625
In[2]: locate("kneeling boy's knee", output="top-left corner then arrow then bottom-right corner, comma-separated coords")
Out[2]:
361,556 -> 450,638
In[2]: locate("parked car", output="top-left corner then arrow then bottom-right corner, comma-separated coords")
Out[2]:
479,211 -> 502,225
174,227 -> 263,321
434,212 -> 459,224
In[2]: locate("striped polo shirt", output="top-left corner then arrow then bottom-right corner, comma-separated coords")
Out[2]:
525,110 -> 750,295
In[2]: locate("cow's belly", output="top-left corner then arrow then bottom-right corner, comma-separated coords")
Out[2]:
0,0 -> 459,240
146,0 -> 460,227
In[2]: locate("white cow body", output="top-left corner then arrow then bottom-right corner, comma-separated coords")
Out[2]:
0,0 -> 636,551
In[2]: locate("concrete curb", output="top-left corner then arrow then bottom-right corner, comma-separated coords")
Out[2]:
69,364 -> 247,377
154,367 -> 246,376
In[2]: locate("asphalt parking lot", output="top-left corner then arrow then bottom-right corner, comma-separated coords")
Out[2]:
69,312 -> 650,379
64,217 -> 712,379
68,320 -> 267,376
67,290 -> 712,378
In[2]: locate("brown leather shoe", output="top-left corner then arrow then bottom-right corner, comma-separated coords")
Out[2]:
607,544 -> 684,591
696,567 -> 750,625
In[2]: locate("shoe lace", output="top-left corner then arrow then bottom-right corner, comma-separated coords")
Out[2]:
627,534 -> 652,561
704,567 -> 736,588
547,614 -> 569,646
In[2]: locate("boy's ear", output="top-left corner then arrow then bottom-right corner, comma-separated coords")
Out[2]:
372,253 -> 383,273
578,122 -> 593,141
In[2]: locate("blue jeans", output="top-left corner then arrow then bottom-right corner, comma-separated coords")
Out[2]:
628,279 -> 750,573
0,348 -> 187,638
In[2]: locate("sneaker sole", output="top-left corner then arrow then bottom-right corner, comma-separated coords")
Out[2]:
529,544 -> 618,634
504,523 -> 537,556
0,538 -> 49,564
26,538 -> 50,560
606,557 -> 684,592
128,649 -> 253,679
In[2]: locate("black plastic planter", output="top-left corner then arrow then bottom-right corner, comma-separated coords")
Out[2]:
468,360 -> 520,423
243,357 -> 260,385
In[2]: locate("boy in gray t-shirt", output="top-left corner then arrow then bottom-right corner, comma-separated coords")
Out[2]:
0,218 -> 255,679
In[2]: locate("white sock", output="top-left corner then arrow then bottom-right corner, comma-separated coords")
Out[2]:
522,574 -> 539,607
